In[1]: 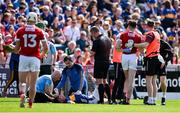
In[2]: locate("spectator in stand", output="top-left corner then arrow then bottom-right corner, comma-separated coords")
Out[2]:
172,0 -> 179,11
2,12 -> 11,27
65,41 -> 76,55
27,0 -> 40,15
8,16 -> 16,27
51,16 -> 64,35
64,18 -> 80,42
93,18 -> 104,34
80,19 -> 90,35
112,19 -> 125,40
70,47 -> 82,62
46,28 -> 55,43
71,7 -> 78,19
1,1 -> 12,13
78,3 -> 89,18
144,0 -> 159,18
40,5 -> 53,27
171,53 -> 178,64
154,17 -> 167,40
166,27 -> 177,46
161,0 -> 176,31
76,14 -> 85,29
89,5 -> 98,18
64,6 -> 72,21
73,0 -> 81,9
15,3 -> 27,19
52,4 -> 64,22
14,16 -> 27,31
102,21 -> 112,39
57,53 -> 68,69
76,30 -> 90,51
75,55 -> 83,65
111,7 -> 123,24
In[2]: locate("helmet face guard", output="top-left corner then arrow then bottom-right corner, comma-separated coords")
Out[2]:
27,12 -> 37,23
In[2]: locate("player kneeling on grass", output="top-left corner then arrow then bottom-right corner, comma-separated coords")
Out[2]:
57,86 -> 99,104
33,70 -> 61,103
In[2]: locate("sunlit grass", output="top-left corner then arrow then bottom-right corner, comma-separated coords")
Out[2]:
0,98 -> 180,113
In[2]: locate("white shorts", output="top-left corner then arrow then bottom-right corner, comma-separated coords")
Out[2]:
122,54 -> 137,70
19,55 -> 40,72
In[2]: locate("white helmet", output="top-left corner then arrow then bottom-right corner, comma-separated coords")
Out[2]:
27,12 -> 37,22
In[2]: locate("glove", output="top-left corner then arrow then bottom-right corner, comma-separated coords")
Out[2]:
74,90 -> 82,95
125,40 -> 134,48
54,88 -> 59,96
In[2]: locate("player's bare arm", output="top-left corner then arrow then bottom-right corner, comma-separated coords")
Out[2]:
40,40 -> 48,58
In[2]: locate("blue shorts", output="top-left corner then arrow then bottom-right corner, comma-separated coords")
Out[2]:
9,53 -> 19,71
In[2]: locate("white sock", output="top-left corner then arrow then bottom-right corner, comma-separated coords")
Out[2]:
20,83 -> 26,94
148,97 -> 153,104
162,92 -> 166,98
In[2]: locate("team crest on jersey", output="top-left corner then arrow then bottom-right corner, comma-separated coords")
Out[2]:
127,39 -> 134,45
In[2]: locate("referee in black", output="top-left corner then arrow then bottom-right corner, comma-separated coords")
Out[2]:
90,26 -> 112,104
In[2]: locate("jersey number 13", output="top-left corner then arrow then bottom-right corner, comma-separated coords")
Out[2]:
23,34 -> 37,48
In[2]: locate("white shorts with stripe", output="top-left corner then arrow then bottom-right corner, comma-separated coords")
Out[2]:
122,53 -> 137,70
19,55 -> 40,72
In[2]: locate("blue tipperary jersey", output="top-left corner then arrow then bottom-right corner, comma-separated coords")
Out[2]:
65,94 -> 95,103
162,8 -> 176,19
56,64 -> 86,91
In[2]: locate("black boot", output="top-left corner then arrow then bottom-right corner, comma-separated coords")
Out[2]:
143,96 -> 148,105
161,97 -> 166,105
104,84 -> 111,104
98,84 -> 104,104
121,92 -> 129,105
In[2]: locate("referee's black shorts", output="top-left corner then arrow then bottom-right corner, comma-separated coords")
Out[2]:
145,56 -> 160,76
94,61 -> 110,79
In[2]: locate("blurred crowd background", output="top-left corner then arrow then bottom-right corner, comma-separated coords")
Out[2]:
0,0 -> 179,68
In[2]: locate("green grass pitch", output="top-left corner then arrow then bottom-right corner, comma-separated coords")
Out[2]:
0,98 -> 180,113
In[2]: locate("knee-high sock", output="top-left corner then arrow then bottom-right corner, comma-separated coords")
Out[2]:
98,84 -> 104,103
104,84 -> 111,101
